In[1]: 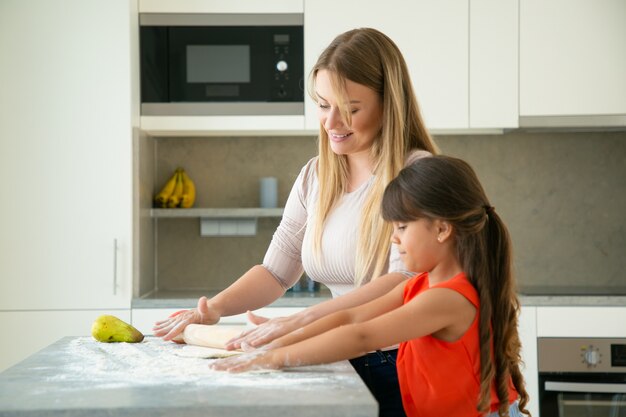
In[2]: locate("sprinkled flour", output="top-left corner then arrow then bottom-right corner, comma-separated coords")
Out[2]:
45,337 -> 356,390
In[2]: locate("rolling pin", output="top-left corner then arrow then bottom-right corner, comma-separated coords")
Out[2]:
172,324 -> 247,350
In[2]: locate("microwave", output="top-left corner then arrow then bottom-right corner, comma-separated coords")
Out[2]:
139,14 -> 304,116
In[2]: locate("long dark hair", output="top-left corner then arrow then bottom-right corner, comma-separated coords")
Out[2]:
382,155 -> 530,417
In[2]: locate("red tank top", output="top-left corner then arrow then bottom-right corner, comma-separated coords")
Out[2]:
396,272 -> 518,417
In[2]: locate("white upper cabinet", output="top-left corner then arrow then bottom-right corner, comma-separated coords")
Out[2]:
520,0 -> 626,121
139,0 -> 520,134
304,0 -> 469,132
139,0 -> 303,14
470,0 -> 518,129
0,1 -> 135,310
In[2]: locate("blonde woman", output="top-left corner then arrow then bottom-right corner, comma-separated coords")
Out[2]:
154,28 -> 437,417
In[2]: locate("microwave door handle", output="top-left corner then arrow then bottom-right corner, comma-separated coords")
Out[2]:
545,381 -> 626,394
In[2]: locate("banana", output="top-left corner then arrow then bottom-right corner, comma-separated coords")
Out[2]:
167,170 -> 184,208
179,169 -> 196,208
154,169 -> 179,208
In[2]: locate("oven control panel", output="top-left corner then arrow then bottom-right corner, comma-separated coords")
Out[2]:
613,344 -> 626,367
539,337 -> 626,373
582,345 -> 601,366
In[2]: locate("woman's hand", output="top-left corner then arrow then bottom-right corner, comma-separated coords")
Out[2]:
209,350 -> 281,373
224,311 -> 305,350
153,296 -> 220,341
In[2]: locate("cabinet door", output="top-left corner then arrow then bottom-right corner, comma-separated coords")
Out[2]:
537,306 -> 626,338
0,1 -> 134,310
470,0 -> 518,129
304,0 -> 469,131
518,306 -> 539,417
0,310 -> 131,372
520,0 -> 626,116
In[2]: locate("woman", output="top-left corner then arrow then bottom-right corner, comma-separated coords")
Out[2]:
154,27 -> 437,417
210,155 -> 530,417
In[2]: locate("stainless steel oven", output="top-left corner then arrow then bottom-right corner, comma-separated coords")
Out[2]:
539,338 -> 626,417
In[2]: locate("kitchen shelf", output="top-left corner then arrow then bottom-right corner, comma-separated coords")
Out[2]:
151,207 -> 284,219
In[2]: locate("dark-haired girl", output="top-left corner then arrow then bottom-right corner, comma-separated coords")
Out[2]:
211,155 -> 531,417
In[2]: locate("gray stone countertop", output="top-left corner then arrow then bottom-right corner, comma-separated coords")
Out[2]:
0,337 -> 376,417
518,294 -> 626,307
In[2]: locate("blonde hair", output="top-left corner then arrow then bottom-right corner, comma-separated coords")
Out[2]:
309,28 -> 438,286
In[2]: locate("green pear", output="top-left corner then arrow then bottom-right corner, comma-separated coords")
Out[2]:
91,315 -> 144,343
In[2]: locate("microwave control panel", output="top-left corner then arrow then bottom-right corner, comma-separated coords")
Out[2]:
272,33 -> 295,100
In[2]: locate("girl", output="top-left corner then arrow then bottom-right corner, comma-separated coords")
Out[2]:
210,155 -> 531,417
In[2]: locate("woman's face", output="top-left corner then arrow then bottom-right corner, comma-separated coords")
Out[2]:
315,70 -> 383,158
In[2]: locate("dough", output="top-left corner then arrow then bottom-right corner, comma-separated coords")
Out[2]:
179,324 -> 247,350
175,345 -> 242,359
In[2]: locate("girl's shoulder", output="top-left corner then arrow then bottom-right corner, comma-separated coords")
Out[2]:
432,273 -> 479,307
403,272 -> 430,300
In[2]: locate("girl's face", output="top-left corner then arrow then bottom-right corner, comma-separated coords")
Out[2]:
391,218 -> 445,273
315,69 -> 383,158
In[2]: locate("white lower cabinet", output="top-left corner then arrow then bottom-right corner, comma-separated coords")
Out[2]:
537,306 -> 626,338
0,310 -> 130,372
518,306 -> 539,417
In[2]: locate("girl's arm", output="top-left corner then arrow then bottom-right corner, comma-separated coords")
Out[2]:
225,271 -> 409,350
211,285 -> 475,372
263,277 -> 408,350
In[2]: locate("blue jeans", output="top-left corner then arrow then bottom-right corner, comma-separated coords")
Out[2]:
350,349 -> 407,417
487,401 -> 523,417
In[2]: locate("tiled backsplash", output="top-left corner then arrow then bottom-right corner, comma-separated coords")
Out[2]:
137,131 -> 626,297
436,131 -> 626,293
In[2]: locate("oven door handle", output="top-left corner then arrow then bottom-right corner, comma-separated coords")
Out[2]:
545,381 -> 626,394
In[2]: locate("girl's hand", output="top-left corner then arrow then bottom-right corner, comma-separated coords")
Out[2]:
153,296 -> 220,341
209,351 -> 280,373
224,311 -> 303,350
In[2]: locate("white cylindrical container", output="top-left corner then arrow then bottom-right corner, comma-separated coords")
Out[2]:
259,177 -> 278,208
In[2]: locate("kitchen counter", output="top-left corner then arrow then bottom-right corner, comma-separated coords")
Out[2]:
518,294 -> 626,306
0,337 -> 376,417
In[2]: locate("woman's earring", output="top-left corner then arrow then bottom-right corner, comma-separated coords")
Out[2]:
437,236 -> 443,243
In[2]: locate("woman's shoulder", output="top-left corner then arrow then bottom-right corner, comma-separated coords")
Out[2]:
300,156 -> 319,178
293,156 -> 320,201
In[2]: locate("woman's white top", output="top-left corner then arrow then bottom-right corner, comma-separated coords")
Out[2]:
263,157 -> 412,298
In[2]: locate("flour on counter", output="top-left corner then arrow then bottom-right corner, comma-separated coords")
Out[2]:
46,337 -> 354,390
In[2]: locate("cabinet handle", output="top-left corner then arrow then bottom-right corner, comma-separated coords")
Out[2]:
113,238 -> 118,295
545,381 -> 626,394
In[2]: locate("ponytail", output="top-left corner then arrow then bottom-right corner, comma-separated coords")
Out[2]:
475,209 -> 530,416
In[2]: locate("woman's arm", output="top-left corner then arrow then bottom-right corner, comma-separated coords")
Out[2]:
153,265 -> 285,341
225,271 -> 409,349
154,160 -> 316,342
